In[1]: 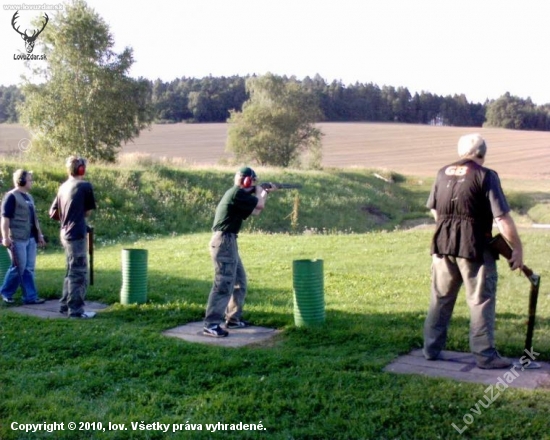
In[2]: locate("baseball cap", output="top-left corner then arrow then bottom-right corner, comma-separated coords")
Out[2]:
457,134 -> 487,158
239,167 -> 257,178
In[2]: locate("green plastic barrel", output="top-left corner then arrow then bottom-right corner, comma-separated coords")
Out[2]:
292,259 -> 325,326
0,246 -> 11,283
120,249 -> 148,305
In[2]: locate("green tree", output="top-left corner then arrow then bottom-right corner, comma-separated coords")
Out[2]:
19,0 -> 153,162
0,85 -> 24,123
226,73 -> 323,168
484,92 -> 532,129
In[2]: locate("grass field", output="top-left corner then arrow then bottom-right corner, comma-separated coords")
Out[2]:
2,122 -> 550,181
1,231 -> 550,440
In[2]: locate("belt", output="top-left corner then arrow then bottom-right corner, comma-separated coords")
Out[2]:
214,231 -> 238,238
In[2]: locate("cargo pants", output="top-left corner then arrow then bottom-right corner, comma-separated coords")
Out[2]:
59,237 -> 88,316
204,231 -> 247,326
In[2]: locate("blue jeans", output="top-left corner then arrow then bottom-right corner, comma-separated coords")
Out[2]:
204,232 -> 247,326
1,238 -> 39,303
59,237 -> 88,316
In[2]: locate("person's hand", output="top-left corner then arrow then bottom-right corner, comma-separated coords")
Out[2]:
1,237 -> 12,248
266,183 -> 278,192
38,234 -> 46,248
509,248 -> 523,271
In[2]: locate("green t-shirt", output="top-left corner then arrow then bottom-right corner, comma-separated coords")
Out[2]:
212,186 -> 258,233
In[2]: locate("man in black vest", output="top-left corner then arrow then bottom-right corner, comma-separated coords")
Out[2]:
1,169 -> 46,304
423,134 -> 523,369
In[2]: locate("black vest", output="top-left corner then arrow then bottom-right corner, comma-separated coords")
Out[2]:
430,159 -> 494,260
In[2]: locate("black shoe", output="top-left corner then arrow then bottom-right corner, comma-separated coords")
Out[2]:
59,306 -> 68,314
225,319 -> 252,329
203,324 -> 229,338
477,354 -> 512,369
24,298 -> 46,305
2,295 -> 15,304
423,349 -> 441,361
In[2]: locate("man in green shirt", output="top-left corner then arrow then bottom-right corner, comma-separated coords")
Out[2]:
203,167 -> 276,337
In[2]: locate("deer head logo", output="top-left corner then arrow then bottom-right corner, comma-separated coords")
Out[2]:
11,11 -> 49,54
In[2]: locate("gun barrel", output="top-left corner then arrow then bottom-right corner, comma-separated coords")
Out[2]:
260,182 -> 302,190
88,226 -> 94,286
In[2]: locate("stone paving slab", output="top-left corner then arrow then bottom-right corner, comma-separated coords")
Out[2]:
162,321 -> 282,348
384,349 -> 550,390
6,300 -> 108,319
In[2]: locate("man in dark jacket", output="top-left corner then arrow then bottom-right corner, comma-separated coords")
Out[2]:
423,134 -> 523,369
49,156 -> 96,318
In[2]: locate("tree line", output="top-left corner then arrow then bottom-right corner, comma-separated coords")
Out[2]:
3,76 -> 550,130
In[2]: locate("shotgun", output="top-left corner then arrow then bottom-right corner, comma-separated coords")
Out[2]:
489,234 -> 541,362
87,226 -> 94,286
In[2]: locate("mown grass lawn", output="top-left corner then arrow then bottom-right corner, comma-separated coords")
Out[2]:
1,230 -> 549,440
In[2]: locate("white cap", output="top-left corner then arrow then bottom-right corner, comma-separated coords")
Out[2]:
457,133 -> 487,158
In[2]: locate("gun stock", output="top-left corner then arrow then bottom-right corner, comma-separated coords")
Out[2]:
489,233 -> 534,280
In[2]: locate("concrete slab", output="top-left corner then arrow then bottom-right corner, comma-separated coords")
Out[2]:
384,349 -> 550,390
162,321 -> 282,348
6,300 -> 108,319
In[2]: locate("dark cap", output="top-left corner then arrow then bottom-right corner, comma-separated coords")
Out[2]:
239,166 -> 256,178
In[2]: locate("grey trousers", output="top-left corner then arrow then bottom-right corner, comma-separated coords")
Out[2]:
423,251 -> 499,363
204,232 -> 247,326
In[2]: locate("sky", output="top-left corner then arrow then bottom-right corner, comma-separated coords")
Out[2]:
2,0 -> 550,105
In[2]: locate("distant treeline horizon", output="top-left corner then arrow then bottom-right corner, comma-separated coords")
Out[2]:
1,74 -> 550,131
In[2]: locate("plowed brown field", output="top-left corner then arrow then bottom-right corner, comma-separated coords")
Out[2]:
2,122 -> 549,180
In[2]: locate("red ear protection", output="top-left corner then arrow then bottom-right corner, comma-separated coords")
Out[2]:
242,176 -> 252,188
77,163 -> 86,176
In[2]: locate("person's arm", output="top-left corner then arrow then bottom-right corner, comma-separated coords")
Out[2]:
1,195 -> 15,246
430,209 -> 438,222
251,185 -> 268,216
49,197 -> 60,221
494,212 -> 523,270
1,217 -> 11,247
84,185 -> 97,218
486,170 -> 523,270
36,222 -> 46,246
